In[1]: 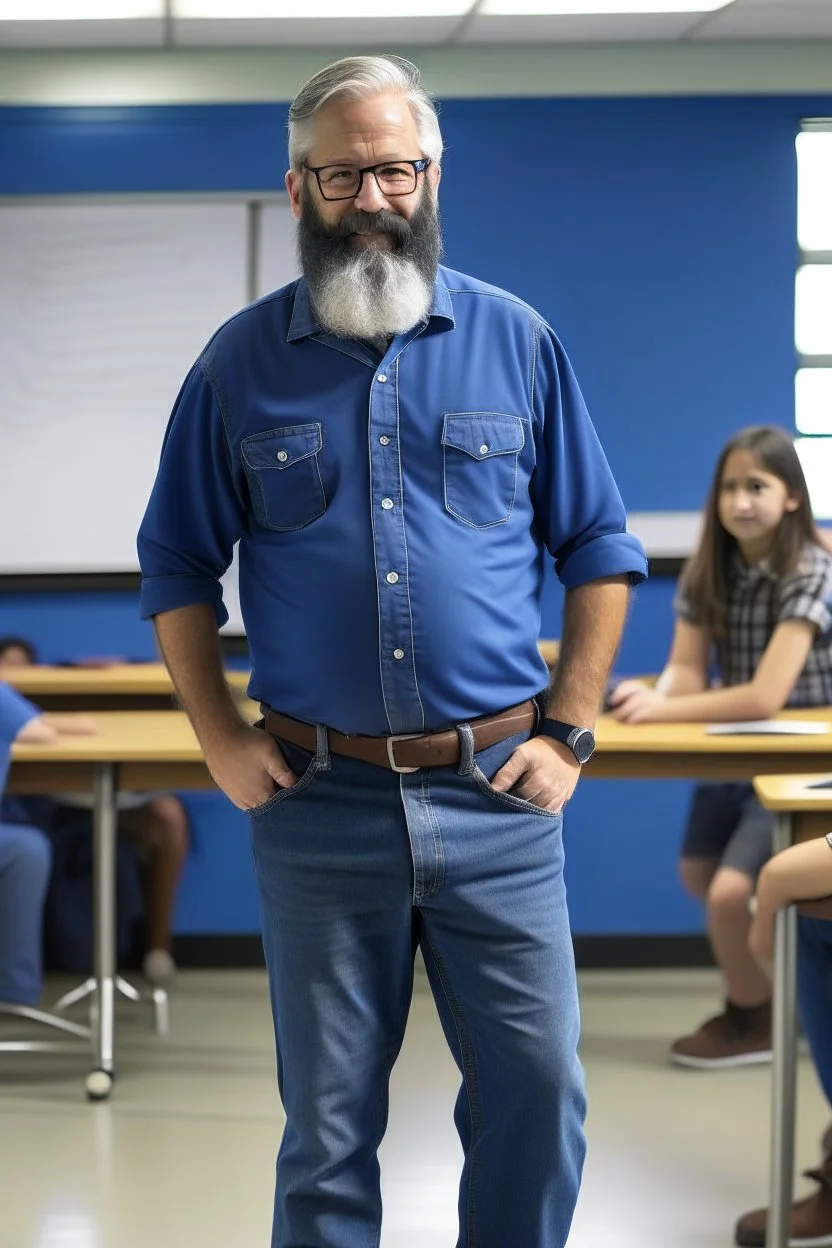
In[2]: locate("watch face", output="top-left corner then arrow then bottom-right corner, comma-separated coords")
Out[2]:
572,730 -> 596,764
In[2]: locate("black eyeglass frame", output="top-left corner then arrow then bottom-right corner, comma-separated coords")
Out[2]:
303,157 -> 431,202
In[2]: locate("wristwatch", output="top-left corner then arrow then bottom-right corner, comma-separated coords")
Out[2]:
539,718 -> 596,765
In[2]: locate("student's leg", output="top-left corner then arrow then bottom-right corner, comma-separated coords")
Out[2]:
122,796 -> 189,983
0,822 -> 51,1006
672,785 -> 772,1068
734,917 -> 832,1247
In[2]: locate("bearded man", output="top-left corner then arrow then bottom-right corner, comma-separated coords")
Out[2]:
138,54 -> 646,1248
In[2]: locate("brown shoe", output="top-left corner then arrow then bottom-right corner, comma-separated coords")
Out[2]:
735,1157 -> 832,1246
670,1000 -> 772,1069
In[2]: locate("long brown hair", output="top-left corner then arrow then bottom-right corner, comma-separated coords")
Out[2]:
681,426 -> 821,638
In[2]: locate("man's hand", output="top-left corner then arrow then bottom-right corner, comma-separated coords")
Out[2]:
608,680 -> 667,724
203,722 -> 299,811
490,736 -> 581,813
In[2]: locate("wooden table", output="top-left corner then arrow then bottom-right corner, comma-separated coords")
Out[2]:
591,707 -> 832,779
7,712 -> 215,1100
8,707 -> 832,1105
2,662 -> 251,711
751,775 -> 832,1248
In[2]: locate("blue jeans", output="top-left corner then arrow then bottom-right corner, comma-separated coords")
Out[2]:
798,916 -> 832,1106
248,724 -> 586,1248
0,822 -> 51,1006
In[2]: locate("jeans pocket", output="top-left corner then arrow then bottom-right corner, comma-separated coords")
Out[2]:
241,423 -> 327,531
441,412 -> 525,529
472,764 -> 563,819
246,746 -> 320,819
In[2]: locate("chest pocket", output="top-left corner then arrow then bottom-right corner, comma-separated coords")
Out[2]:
442,413 -> 525,529
241,424 -> 326,532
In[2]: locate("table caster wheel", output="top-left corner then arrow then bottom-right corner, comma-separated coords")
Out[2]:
86,1069 -> 113,1101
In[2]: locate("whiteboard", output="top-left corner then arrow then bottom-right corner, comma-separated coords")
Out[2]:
0,195 -> 298,599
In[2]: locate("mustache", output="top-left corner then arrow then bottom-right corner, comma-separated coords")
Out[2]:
303,206 -> 413,247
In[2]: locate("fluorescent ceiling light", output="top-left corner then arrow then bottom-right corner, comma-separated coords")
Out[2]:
175,0 -> 469,16
480,1 -> 733,13
0,1 -> 162,16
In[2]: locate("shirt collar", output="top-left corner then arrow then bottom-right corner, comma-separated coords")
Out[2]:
287,269 -> 455,344
731,549 -> 777,584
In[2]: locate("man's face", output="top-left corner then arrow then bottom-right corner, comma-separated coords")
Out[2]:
285,91 -> 442,341
286,91 -> 439,234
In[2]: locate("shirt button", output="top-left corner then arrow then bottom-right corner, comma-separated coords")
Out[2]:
381,498 -> 394,510
377,373 -> 388,383
379,436 -> 390,446
386,572 -> 399,584
479,444 -> 489,455
276,450 -> 288,463
393,648 -> 405,660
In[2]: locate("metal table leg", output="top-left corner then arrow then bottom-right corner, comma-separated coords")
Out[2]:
86,761 -> 118,1102
768,811 -> 798,1248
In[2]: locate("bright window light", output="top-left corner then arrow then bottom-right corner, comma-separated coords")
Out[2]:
797,132 -> 832,253
480,1 -> 733,13
797,436 -> 832,521
796,266 -> 832,357
174,0 -> 469,15
796,369 -> 832,436
0,1 -> 162,16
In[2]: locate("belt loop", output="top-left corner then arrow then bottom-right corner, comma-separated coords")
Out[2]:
455,722 -> 475,777
315,722 -> 331,771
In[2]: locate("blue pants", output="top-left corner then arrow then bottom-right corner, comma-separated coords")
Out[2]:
248,724 -> 586,1248
0,822 -> 51,1006
798,916 -> 832,1106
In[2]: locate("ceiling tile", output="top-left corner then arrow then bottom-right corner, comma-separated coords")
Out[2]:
172,16 -> 463,44
0,18 -> 166,46
694,0 -> 832,39
461,12 -> 703,40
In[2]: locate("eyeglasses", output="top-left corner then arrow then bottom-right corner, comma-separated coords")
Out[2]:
303,157 -> 431,202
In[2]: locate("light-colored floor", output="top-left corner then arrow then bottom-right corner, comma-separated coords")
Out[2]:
0,966 -> 827,1248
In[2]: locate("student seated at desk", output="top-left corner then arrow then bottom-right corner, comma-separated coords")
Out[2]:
0,637 -> 37,669
609,427 -> 832,1069
0,682 -> 94,1006
731,839 -> 832,1246
0,639 -> 189,988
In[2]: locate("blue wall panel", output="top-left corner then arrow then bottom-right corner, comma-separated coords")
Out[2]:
3,92 -> 829,936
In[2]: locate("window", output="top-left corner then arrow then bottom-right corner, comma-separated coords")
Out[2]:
795,125 -> 832,518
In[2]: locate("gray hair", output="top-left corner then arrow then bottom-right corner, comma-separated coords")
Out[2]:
288,55 -> 443,173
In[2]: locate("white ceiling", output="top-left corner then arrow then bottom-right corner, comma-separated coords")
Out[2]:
1,0 -> 832,48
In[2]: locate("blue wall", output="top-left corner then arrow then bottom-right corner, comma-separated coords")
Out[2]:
3,93 -> 828,935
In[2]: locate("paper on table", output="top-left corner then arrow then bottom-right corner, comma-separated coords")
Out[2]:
706,720 -> 831,736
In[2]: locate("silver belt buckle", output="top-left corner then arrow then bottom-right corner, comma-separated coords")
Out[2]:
386,733 -> 422,774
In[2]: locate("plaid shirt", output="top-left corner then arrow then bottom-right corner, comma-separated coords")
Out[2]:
674,541 -> 832,707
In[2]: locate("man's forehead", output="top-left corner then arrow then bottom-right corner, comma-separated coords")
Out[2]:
309,92 -> 419,159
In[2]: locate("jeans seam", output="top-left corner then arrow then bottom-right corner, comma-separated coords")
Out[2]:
421,927 -> 481,1248
419,771 -> 445,897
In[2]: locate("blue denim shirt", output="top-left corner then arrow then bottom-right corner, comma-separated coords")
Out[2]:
0,683 -> 38,793
138,265 -> 647,735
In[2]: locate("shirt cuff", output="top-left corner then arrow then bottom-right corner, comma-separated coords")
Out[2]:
0,687 -> 40,746
139,574 -> 229,628
556,532 -> 649,589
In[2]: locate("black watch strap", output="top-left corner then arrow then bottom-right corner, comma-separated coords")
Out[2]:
539,718 -> 596,763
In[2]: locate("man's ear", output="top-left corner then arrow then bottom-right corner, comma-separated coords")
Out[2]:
285,169 -> 303,221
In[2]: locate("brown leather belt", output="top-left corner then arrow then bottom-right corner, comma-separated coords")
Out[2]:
261,699 -> 538,773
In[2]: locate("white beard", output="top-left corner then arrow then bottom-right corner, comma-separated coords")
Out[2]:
311,248 -> 433,340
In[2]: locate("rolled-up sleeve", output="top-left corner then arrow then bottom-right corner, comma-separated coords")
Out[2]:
530,326 -> 648,588
138,357 -> 246,625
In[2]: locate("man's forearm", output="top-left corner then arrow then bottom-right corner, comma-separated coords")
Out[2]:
154,604 -> 245,749
546,578 -> 630,726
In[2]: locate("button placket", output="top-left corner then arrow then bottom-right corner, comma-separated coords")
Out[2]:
367,361 -> 423,733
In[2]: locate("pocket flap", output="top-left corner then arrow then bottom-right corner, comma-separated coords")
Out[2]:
241,423 -> 323,471
442,413 -> 525,460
